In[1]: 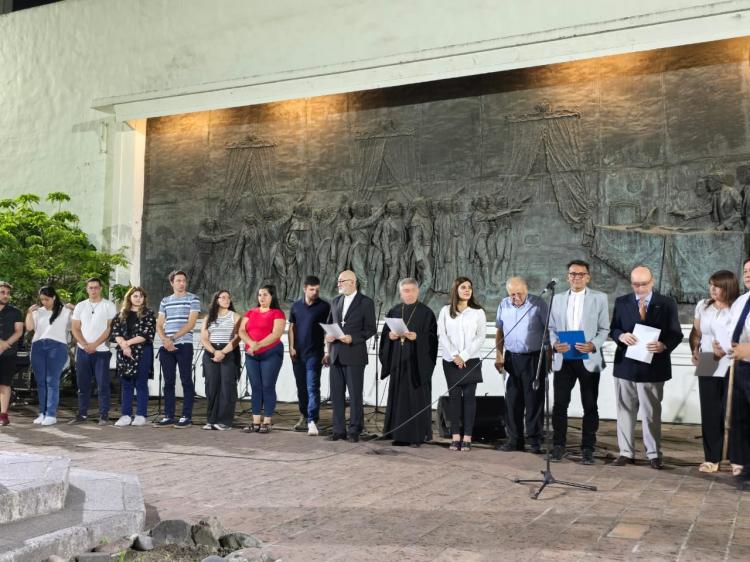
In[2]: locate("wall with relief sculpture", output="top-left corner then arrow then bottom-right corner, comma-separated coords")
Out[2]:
142,38 -> 750,319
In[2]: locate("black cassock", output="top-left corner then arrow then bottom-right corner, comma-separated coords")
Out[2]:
378,302 -> 438,444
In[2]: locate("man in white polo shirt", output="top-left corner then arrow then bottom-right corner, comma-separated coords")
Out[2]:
70,277 -> 117,425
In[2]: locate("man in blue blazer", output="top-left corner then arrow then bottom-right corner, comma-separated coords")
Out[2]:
324,270 -> 377,443
609,265 -> 683,469
548,260 -> 610,465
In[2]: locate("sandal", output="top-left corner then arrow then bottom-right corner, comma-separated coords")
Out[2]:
461,441 -> 472,452
733,464 -> 743,476
449,440 -> 461,451
258,423 -> 271,434
698,461 -> 719,473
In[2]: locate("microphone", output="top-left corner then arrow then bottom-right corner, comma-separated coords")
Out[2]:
541,278 -> 559,293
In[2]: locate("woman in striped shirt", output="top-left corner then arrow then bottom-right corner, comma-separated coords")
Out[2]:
200,290 -> 241,430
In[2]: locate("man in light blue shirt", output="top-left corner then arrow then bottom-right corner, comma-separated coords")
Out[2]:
494,276 -> 548,453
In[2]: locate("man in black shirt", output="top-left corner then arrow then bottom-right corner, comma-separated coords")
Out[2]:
288,275 -> 330,436
0,281 -> 24,426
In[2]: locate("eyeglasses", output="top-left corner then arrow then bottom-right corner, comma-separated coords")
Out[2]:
337,279 -> 355,284
631,280 -> 652,288
567,272 -> 588,278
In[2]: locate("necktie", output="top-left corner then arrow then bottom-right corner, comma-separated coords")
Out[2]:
639,298 -> 647,322
731,296 -> 750,344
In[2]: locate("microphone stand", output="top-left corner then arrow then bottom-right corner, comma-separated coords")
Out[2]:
513,282 -> 598,499
372,301 -> 383,415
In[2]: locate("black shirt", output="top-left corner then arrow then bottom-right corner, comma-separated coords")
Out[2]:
289,297 -> 331,360
0,304 -> 23,355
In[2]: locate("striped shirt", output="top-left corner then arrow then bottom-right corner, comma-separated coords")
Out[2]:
158,293 -> 201,345
207,311 -> 236,345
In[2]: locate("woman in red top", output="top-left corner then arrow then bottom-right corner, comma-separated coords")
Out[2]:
238,284 -> 286,433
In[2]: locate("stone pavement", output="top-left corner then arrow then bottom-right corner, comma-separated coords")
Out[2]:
1,400 -> 748,562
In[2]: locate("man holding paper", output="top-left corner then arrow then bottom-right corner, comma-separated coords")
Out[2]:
324,270 -> 377,442
378,278 -> 438,446
609,265 -> 683,469
548,260 -> 609,465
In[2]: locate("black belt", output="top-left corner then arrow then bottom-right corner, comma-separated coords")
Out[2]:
508,350 -> 541,356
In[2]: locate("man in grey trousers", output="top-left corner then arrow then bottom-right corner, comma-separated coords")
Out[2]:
609,265 -> 683,470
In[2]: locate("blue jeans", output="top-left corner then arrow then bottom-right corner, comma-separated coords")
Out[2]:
159,343 -> 194,419
246,343 -> 283,417
121,344 -> 152,417
292,355 -> 322,422
30,339 -> 68,417
75,348 -> 112,418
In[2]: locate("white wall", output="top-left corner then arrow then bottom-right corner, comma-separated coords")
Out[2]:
1,0 -> 750,268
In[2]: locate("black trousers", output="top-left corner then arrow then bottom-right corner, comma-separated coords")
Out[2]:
447,382 -> 477,437
202,350 -> 239,426
330,361 -> 365,437
504,351 -> 545,446
698,376 -> 727,463
552,361 -> 600,450
730,363 -> 750,465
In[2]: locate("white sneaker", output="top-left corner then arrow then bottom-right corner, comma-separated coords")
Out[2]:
131,416 -> 147,426
41,416 -> 57,426
202,423 -> 214,430
33,414 -> 45,424
308,421 -> 319,436
114,415 -> 132,427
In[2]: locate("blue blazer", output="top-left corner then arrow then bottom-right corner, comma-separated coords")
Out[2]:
609,291 -> 683,383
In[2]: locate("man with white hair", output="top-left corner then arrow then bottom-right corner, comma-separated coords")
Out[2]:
495,276 -> 548,454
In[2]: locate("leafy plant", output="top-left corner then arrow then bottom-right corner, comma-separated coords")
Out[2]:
0,192 -> 129,310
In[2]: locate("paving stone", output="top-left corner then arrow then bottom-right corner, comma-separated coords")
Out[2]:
606,523 -> 650,539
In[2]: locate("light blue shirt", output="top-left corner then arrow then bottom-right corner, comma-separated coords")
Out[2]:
495,294 -> 548,353
635,291 -> 653,308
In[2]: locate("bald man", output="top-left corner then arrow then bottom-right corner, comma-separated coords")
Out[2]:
609,265 -> 682,469
324,270 -> 377,442
495,276 -> 549,454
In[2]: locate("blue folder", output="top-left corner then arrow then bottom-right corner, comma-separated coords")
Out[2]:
558,330 -> 589,360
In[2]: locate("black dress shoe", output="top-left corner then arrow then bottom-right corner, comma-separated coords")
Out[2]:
580,448 -> 595,465
347,434 -> 360,443
611,455 -> 635,466
496,442 -> 522,452
549,445 -> 566,462
529,443 -> 544,455
649,458 -> 664,470
327,433 -> 346,441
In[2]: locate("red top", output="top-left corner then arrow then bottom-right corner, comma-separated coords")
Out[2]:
243,307 -> 286,354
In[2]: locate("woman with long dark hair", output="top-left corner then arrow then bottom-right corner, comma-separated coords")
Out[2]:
200,290 -> 241,430
238,284 -> 285,433
437,277 -> 486,451
690,270 -> 740,473
24,286 -> 72,426
112,286 -> 156,427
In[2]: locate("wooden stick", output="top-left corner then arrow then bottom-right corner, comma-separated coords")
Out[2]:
721,358 -> 736,466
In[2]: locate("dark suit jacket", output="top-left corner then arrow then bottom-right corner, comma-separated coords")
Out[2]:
609,291 -> 683,383
327,292 -> 377,366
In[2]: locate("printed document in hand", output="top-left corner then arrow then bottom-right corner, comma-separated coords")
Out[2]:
625,323 -> 661,364
385,317 -> 409,335
320,323 -> 345,339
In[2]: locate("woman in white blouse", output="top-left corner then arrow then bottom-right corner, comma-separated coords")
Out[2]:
24,286 -> 72,427
437,277 -> 486,452
690,270 -> 739,473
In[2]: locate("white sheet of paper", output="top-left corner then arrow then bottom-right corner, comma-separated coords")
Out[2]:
385,317 -> 409,335
625,323 -> 661,364
319,323 -> 345,339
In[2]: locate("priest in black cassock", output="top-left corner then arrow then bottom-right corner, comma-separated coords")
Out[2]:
378,277 -> 438,446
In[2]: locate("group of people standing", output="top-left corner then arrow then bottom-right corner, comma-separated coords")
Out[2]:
2,257 -> 750,484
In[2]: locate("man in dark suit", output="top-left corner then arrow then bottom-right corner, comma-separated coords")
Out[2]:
324,270 -> 377,442
609,265 -> 683,469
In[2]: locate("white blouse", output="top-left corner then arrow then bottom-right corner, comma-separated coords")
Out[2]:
694,299 -> 732,377
32,307 -> 72,345
437,305 -> 487,362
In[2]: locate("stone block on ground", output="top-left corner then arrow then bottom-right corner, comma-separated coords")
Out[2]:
192,516 -> 227,548
132,534 -> 154,551
0,452 -> 70,524
151,519 -> 194,547
219,532 -> 262,550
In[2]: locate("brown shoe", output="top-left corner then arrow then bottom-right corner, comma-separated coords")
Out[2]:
0,413 -> 9,426
649,458 -> 664,470
612,455 -> 635,466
